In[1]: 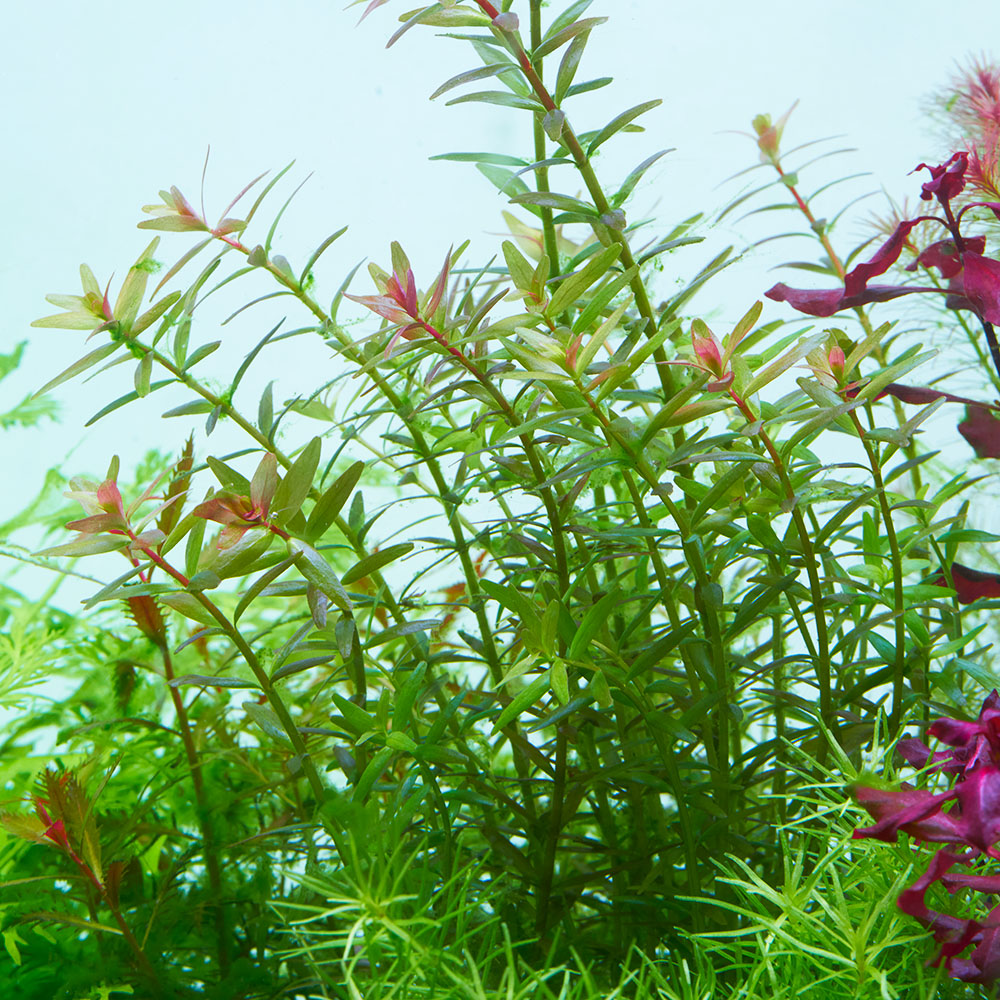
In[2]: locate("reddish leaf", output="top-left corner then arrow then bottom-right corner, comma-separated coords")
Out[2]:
844,220 -> 921,295
906,236 -> 986,278
914,152 -> 969,205
937,562 -> 1000,603
764,282 -> 928,317
126,594 -> 168,646
959,405 -> 1000,458
962,252 -> 1000,324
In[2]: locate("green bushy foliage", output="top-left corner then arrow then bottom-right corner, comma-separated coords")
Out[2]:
4,3 -> 1000,998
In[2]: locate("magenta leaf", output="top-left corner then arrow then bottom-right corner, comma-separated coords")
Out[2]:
937,562 -> 1000,604
959,406 -> 1000,458
853,692 -> 1000,986
843,220 -> 922,295
915,152 -> 969,206
764,282 -> 927,317
852,783 -> 960,844
896,848 -> 968,923
906,236 -> 986,278
962,252 -> 1000,324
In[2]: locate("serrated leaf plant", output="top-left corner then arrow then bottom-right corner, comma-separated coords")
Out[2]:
6,3 -> 1000,998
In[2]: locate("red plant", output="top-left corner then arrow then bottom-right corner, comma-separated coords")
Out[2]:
767,154 -> 1000,329
855,692 -> 1000,985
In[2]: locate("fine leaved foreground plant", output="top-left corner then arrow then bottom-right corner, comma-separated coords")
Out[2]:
6,4 -> 1000,998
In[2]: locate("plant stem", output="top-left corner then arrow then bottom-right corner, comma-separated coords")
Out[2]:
161,644 -> 231,975
529,0 -> 560,279
135,540 -> 329,808
535,728 -> 566,938
850,414 -> 908,734
480,3 -> 679,400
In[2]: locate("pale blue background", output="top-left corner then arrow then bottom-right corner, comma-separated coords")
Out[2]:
3,0 -> 999,536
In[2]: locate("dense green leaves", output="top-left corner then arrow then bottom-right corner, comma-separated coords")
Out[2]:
6,5 -> 998,998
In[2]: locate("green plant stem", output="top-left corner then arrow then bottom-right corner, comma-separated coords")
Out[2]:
160,644 -> 231,975
850,413 -> 908,733
577,391 -> 729,811
535,728 -> 566,938
135,540 -> 329,808
529,0 -> 560,278
729,392 -> 833,734
483,5 -> 679,400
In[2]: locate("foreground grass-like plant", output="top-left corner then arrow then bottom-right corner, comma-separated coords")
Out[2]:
5,3 -> 1000,998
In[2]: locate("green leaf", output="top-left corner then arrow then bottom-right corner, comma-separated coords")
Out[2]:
611,149 -> 674,208
184,515 -> 207,579
493,407 -> 590,445
132,290 -> 182,336
446,91 -> 544,112
533,16 -> 606,59
170,675 -> 259,689
480,579 -> 539,625
152,238 -> 213,298
242,700 -> 292,743
387,3 -> 490,47
290,540 -> 353,613
33,342 -> 120,398
366,619 -> 443,649
258,381 -> 274,436
114,237 -> 159,327
181,340 -> 221,372
234,554 -> 298,622
159,592 -> 218,627
477,163 -> 533,201
568,591 -> 620,660
502,240 -> 536,293
206,456 -> 251,495
492,673 -> 549,733
635,236 -> 704,267
385,731 -> 418,752
331,690 -> 376,736
208,530 -> 274,580
571,265 -> 637,334
588,99 -> 661,156
509,191 -> 597,216
35,535 -> 130,559
80,564 -> 147,608
162,400 -> 215,418
575,298 -> 631,374
392,663 -> 427,731
348,490 -> 365,536
743,334 -> 825,398
430,63 -> 511,100
305,461 -> 365,541
300,225 -> 348,283
341,542 -> 414,586
271,436 -> 322,526
430,151 -> 527,167
133,353 -> 152,397
555,32 -> 588,105
543,0 -> 596,38
137,215 -> 209,232
547,244 -> 621,316
353,747 -> 394,801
